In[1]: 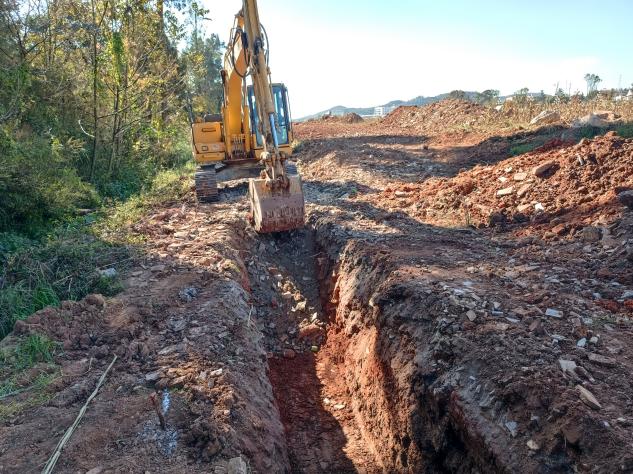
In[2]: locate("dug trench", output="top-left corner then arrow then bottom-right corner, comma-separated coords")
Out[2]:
3,111 -> 633,472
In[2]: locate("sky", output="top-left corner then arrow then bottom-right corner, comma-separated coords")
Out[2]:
199,0 -> 633,118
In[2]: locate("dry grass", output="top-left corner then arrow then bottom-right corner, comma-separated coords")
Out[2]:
495,97 -> 633,128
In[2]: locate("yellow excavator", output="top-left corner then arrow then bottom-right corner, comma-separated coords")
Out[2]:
190,0 -> 304,233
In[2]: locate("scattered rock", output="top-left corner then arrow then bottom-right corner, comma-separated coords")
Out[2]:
571,113 -> 613,128
546,308 -> 562,318
496,187 -> 514,197
283,349 -> 296,359
561,423 -> 582,445
577,385 -> 602,410
581,226 -> 602,243
532,161 -> 557,178
145,371 -> 161,382
588,353 -> 616,367
505,421 -> 518,437
227,456 -> 249,474
526,439 -> 540,451
98,268 -> 117,279
179,287 -> 199,302
530,110 -> 560,126
466,310 -> 477,322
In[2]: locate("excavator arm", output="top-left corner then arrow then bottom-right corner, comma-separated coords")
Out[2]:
225,0 -> 304,232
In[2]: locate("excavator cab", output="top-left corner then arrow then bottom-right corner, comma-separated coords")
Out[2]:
247,83 -> 292,148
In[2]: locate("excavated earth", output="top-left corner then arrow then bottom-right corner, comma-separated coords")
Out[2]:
1,99 -> 633,473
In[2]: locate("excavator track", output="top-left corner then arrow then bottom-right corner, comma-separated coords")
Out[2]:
195,166 -> 219,203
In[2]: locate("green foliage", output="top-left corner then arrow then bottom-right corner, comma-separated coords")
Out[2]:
510,143 -> 538,156
0,127 -> 100,235
0,224 -> 131,338
12,335 -> 59,370
476,89 -> 500,106
616,123 -> 633,138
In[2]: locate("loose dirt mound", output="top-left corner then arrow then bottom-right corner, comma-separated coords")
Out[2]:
316,112 -> 364,124
380,99 -> 494,133
379,132 -> 633,231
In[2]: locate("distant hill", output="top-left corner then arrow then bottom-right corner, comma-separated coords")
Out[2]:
296,92 -> 481,122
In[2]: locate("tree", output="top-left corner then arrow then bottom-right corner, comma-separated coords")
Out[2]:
584,73 -> 602,98
513,87 -> 530,105
449,90 -> 466,100
476,89 -> 500,106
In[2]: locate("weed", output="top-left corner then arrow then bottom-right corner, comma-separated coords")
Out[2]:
510,143 -> 538,156
12,334 -> 59,370
616,123 -> 633,138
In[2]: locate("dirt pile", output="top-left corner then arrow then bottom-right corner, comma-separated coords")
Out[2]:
380,99 -> 495,134
315,112 -> 364,123
378,132 -> 633,232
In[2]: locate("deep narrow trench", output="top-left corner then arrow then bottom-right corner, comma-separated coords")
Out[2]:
246,228 -> 380,473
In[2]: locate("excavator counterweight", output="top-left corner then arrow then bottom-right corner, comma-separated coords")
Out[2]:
190,0 -> 305,233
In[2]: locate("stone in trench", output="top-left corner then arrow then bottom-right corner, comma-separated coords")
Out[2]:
505,421 -> 518,437
581,226 -> 602,243
577,385 -> 602,410
588,353 -> 616,367
145,371 -> 161,382
618,190 -> 633,209
546,308 -> 563,318
527,439 -> 540,451
227,457 -> 249,474
283,348 -> 296,359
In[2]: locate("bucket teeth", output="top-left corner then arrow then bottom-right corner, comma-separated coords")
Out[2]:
249,175 -> 305,233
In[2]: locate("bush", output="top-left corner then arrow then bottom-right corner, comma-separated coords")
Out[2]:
616,123 -> 633,138
0,128 -> 100,235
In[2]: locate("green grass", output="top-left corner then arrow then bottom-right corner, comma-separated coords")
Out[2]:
99,163 -> 194,241
0,162 -> 194,340
616,123 -> 633,138
509,143 -> 538,156
1,334 -> 59,370
0,336 -> 61,420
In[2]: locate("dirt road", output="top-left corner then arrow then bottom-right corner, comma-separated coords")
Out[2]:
1,101 -> 633,473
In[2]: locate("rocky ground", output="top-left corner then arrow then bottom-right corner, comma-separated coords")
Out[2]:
1,99 -> 632,473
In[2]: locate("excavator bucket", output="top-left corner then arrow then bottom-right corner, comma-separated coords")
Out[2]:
249,175 -> 305,233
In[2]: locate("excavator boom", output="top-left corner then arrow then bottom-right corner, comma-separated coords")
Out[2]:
191,0 -> 304,233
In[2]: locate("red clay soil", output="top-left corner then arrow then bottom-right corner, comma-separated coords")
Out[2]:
377,132 -> 633,233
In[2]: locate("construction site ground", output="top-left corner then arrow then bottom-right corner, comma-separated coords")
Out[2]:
2,100 -> 633,473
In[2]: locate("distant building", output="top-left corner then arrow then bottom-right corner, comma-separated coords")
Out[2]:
374,106 -> 396,117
